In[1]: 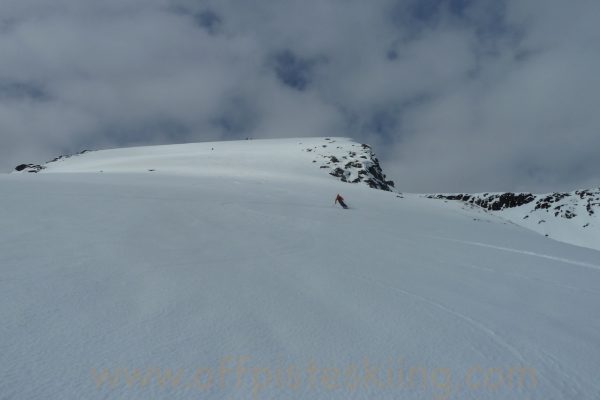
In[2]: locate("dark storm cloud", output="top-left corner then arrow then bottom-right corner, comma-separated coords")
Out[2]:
193,9 -> 222,34
0,81 -> 48,101
169,4 -> 223,35
271,49 -> 323,91
1,0 -> 599,192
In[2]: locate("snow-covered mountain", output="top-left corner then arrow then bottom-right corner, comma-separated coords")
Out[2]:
427,190 -> 600,251
12,137 -> 395,192
2,138 -> 600,400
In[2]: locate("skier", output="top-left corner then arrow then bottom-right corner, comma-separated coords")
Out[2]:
335,194 -> 348,209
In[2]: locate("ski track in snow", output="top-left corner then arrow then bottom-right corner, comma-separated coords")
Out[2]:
351,273 -> 527,363
424,235 -> 600,272
349,273 -> 592,399
535,347 -> 598,399
449,261 -> 600,297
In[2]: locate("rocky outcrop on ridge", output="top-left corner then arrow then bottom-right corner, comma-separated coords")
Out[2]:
303,138 -> 395,192
13,150 -> 92,173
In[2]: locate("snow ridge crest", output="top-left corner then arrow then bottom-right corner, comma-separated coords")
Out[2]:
12,138 -> 397,193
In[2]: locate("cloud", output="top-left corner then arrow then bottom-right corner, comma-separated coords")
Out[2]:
0,0 -> 599,192
270,49 -> 322,91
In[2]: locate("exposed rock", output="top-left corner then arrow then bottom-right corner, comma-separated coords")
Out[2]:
14,149 -> 95,174
427,188 -> 600,228
329,167 -> 345,179
14,164 -> 45,173
427,192 -> 535,211
534,193 -> 569,210
308,140 -> 396,192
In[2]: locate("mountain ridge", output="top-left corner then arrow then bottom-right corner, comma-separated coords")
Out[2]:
426,189 -> 600,251
11,137 -> 396,192
10,137 -> 599,250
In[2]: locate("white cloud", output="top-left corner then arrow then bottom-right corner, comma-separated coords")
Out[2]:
1,0 -> 599,192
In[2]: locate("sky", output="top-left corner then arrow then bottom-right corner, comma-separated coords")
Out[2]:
1,0 -> 599,192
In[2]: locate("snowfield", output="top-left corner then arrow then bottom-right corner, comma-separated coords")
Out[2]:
1,138 -> 599,399
428,190 -> 600,252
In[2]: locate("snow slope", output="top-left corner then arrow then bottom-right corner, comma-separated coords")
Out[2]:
2,138 -> 600,399
428,190 -> 600,251
12,137 -> 395,191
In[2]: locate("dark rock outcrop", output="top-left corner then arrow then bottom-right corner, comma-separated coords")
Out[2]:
14,149 -> 94,174
427,192 -> 535,211
427,187 -> 600,219
14,164 -> 45,173
305,140 -> 396,192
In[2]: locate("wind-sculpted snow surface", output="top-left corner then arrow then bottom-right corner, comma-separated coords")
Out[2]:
2,138 -> 600,399
427,189 -> 600,251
